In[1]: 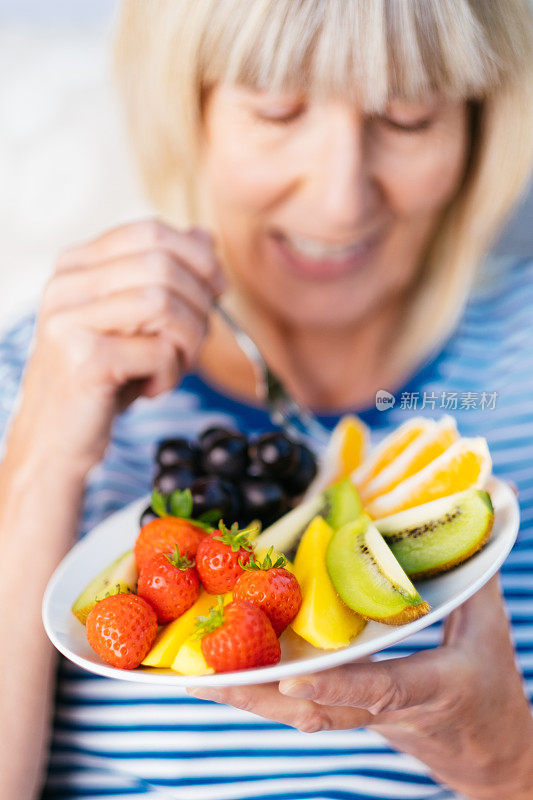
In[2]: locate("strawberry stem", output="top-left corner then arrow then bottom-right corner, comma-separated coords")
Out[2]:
150,487 -> 215,531
194,596 -> 225,639
164,547 -> 195,571
241,545 -> 287,571
212,521 -> 258,552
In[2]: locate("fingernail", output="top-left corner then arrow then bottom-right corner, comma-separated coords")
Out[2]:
279,680 -> 315,699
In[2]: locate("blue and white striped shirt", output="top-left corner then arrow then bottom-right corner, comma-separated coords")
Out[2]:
1,256 -> 532,800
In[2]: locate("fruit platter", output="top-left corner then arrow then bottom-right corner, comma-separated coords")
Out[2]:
43,416 -> 520,686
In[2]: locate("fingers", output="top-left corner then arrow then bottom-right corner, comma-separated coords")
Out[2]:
99,335 -> 181,398
279,652 -> 450,716
444,574 -> 513,658
187,683 -> 372,733
52,331 -> 181,399
56,219 -> 225,293
43,250 -> 217,318
47,288 -> 206,371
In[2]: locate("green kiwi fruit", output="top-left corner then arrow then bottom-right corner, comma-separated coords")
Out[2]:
375,489 -> 494,580
326,514 -> 430,625
71,550 -> 138,624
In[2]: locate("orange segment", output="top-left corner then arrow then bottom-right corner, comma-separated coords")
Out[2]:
305,415 -> 369,497
352,417 -> 431,491
365,437 -> 491,518
361,416 -> 458,503
333,415 -> 369,481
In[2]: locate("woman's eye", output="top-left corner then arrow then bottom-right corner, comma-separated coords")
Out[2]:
380,116 -> 433,133
255,105 -> 305,125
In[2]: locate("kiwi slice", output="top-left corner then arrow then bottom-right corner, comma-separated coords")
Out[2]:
375,489 -> 494,580
71,550 -> 138,624
255,478 -> 362,560
326,514 -> 430,625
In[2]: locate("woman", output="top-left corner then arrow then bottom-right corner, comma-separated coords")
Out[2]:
1,1 -> 532,798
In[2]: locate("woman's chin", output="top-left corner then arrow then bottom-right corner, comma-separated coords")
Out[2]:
256,282 -> 376,331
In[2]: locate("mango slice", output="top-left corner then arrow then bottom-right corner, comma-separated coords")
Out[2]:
172,635 -> 214,676
142,591 -> 231,668
171,592 -> 233,675
291,516 -> 365,649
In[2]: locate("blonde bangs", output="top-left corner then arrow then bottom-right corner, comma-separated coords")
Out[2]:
197,0 -> 527,112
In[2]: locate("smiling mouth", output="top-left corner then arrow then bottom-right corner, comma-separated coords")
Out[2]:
282,232 -> 372,260
269,228 -> 384,278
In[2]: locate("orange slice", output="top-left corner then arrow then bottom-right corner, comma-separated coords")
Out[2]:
365,437 -> 491,518
361,416 -> 458,503
333,415 -> 369,480
305,415 -> 369,496
352,417 -> 432,491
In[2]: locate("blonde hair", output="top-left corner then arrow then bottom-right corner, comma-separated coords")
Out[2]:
115,0 -> 533,375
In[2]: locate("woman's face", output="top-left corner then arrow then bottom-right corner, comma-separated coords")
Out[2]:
202,85 -> 469,330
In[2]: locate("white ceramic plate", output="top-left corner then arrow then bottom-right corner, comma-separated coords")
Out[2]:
43,477 -> 519,687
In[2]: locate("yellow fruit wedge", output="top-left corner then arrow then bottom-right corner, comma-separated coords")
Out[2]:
172,635 -> 214,676
333,415 -> 369,480
305,415 -> 369,497
352,417 -> 431,491
142,591 -> 215,668
291,516 -> 366,649
361,416 -> 458,503
142,591 -> 232,668
71,550 -> 138,625
365,437 -> 492,518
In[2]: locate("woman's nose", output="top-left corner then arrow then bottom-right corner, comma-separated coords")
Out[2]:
308,107 -> 378,231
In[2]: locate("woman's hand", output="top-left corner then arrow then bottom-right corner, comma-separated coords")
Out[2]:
1,218 -> 223,800
189,576 -> 533,800
14,220 -> 223,477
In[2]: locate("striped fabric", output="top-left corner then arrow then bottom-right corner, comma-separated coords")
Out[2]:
1,256 -> 532,800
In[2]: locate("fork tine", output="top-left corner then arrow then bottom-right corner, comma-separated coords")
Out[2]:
215,302 -> 267,396
216,302 -> 330,447
265,367 -> 330,445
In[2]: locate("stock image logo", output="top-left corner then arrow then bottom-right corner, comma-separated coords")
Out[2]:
375,390 -> 396,411
375,390 -> 498,412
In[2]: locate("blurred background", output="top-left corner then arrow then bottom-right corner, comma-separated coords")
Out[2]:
1,1 -> 532,330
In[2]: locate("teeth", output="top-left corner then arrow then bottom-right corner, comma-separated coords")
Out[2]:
284,234 -> 366,261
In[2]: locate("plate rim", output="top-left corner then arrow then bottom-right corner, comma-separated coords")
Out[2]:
42,478 -> 519,687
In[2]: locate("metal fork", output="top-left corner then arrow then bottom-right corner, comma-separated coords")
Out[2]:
215,302 -> 330,448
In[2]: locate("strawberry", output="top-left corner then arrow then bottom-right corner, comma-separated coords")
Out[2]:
197,598 -> 281,673
195,522 -> 254,594
135,517 -> 206,572
137,548 -> 200,623
86,593 -> 157,670
233,548 -> 302,636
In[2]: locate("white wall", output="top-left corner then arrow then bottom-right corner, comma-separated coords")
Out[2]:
0,3 -> 150,328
